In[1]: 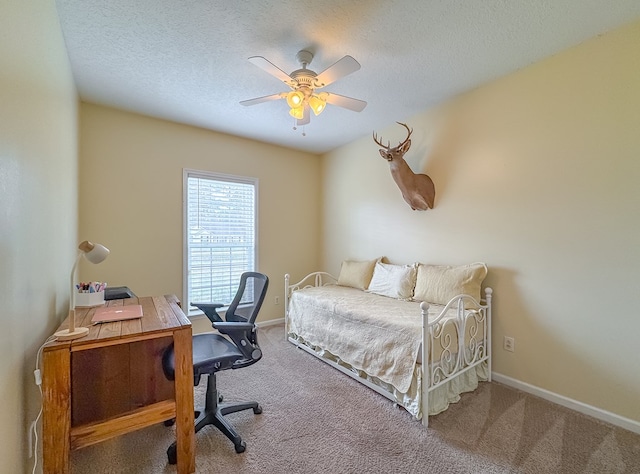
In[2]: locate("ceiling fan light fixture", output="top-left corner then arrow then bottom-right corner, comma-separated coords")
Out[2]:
286,90 -> 304,108
308,94 -> 326,116
289,106 -> 304,120
243,51 -> 366,127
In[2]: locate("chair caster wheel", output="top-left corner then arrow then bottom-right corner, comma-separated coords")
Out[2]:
167,444 -> 177,465
235,441 -> 246,453
253,405 -> 262,414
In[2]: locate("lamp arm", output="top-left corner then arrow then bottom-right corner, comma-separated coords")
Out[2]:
69,251 -> 83,332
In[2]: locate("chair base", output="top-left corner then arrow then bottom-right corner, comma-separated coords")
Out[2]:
167,374 -> 262,465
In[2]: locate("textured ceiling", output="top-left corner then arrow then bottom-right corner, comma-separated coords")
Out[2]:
54,0 -> 640,154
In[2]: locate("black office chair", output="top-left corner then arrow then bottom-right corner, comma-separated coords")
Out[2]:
162,272 -> 269,464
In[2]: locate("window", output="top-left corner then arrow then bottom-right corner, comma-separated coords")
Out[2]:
184,169 -> 257,314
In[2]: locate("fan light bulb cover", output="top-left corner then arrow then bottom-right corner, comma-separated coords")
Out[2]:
286,91 -> 304,108
289,106 -> 304,120
308,95 -> 326,116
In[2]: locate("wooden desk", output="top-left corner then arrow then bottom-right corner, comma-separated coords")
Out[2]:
42,295 -> 196,473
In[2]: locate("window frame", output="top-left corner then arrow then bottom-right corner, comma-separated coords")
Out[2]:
182,168 -> 259,317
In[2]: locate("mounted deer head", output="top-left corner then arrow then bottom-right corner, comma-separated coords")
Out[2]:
373,122 -> 435,210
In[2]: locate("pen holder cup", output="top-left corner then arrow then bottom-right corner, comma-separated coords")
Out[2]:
75,291 -> 105,308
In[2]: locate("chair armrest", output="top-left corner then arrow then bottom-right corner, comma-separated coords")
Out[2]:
190,302 -> 225,323
212,321 -> 254,334
213,322 -> 259,362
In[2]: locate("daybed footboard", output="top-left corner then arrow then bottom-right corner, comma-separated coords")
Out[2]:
285,272 -> 493,427
419,289 -> 492,425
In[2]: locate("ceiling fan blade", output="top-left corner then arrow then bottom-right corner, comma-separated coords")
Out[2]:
296,105 -> 310,126
324,93 -> 367,112
240,93 -> 286,106
248,56 -> 294,84
315,55 -> 361,87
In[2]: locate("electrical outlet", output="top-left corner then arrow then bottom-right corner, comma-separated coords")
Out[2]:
503,336 -> 515,352
274,296 -> 280,305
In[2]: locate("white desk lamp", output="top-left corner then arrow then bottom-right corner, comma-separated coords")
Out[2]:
54,240 -> 110,341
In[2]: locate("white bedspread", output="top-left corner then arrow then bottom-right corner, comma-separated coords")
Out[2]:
288,285 -> 429,393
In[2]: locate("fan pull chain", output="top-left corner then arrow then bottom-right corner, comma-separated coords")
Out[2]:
292,119 -> 306,136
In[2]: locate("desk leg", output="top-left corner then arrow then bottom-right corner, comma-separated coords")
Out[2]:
42,346 -> 71,474
173,327 -> 196,473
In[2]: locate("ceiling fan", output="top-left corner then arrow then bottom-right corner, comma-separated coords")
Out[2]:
240,49 -> 367,126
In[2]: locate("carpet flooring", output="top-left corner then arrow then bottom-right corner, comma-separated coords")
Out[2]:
70,324 -> 640,473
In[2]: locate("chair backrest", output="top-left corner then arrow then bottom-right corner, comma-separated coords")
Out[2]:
225,272 -> 269,324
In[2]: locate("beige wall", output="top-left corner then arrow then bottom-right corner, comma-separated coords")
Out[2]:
0,1 -> 78,472
322,20 -> 640,423
78,103 -> 321,329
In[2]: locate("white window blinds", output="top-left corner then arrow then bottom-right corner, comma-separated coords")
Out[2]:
184,170 -> 257,310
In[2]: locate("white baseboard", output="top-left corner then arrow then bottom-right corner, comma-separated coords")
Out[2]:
492,372 -> 640,435
257,317 -> 284,328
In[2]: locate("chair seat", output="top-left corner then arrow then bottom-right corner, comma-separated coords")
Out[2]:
163,333 -> 244,383
193,333 -> 244,376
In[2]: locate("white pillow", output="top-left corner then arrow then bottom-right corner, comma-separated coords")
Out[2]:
366,262 -> 417,300
337,258 -> 379,290
414,263 -> 487,308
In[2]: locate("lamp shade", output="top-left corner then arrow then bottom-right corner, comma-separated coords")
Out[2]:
79,240 -> 110,264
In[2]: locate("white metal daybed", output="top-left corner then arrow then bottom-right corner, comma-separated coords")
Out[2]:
284,271 -> 493,426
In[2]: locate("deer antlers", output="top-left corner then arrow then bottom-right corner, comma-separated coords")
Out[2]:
373,122 -> 413,151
